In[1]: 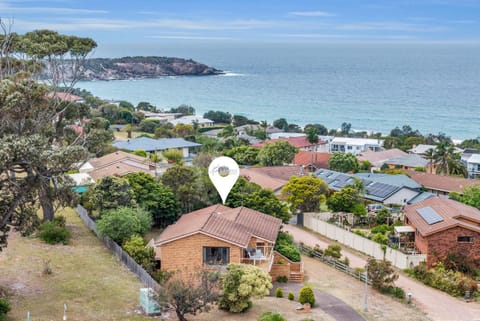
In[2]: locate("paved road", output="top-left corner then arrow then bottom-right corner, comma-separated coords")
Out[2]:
284,224 -> 480,321
275,282 -> 366,321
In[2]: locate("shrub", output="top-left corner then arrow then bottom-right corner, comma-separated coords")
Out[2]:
259,311 -> 286,321
298,286 -> 315,307
381,286 -> 406,300
371,224 -> 393,234
42,259 -> 52,275
220,264 -> 272,313
276,259 -> 286,265
367,258 -> 398,290
275,287 -> 284,298
276,275 -> 289,283
324,245 -> 342,259
52,215 -> 66,227
413,264 -> 478,297
354,229 -> 367,237
96,207 -> 152,244
275,243 -> 301,262
288,292 -> 294,301
0,297 -> 10,321
38,221 -> 71,245
122,235 -> 156,272
341,256 -> 350,267
372,233 -> 389,245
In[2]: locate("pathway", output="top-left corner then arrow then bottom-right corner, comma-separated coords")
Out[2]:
274,282 -> 366,321
284,224 -> 480,321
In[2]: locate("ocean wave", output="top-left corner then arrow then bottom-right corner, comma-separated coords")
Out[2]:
219,71 -> 246,77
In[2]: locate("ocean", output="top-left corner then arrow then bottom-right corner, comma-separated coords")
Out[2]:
78,42 -> 480,140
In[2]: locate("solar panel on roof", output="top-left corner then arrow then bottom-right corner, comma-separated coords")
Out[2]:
417,207 -> 444,225
366,183 -> 399,199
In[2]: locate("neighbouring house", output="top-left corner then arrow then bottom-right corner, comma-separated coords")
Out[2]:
79,150 -> 159,180
293,151 -> 331,172
253,136 -> 328,152
269,132 -> 306,140
139,111 -> 183,123
112,137 -> 201,158
384,154 -> 432,172
407,170 -> 480,197
240,166 -> 304,193
67,172 -> 95,193
466,154 -> 480,179
407,144 -> 437,155
49,92 -> 84,103
168,115 -> 215,127
461,148 -> 479,165
154,205 -> 303,281
316,169 -> 428,205
404,198 -> 480,267
357,148 -> 407,169
329,137 -> 384,156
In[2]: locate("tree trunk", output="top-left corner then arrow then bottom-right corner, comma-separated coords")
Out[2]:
175,309 -> 188,321
38,180 -> 55,221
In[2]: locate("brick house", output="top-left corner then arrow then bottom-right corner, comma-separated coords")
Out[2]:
154,205 -> 303,281
404,198 -> 480,267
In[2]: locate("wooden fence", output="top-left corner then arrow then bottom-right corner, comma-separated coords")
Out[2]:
75,205 -> 161,291
298,243 -> 371,285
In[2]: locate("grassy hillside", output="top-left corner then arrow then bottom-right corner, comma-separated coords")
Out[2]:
0,208 -> 151,321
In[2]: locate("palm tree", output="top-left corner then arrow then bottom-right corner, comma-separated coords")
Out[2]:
306,127 -> 319,172
433,142 -> 453,175
432,142 -> 465,176
423,148 -> 435,174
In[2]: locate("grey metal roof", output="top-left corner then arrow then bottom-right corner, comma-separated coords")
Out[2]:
113,137 -> 201,152
385,154 -> 429,168
315,169 -> 404,202
417,206 -> 444,225
354,173 -> 422,190
407,192 -> 436,205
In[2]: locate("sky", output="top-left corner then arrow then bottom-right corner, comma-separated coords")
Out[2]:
0,0 -> 479,45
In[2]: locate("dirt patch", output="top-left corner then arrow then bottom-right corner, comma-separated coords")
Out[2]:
301,256 -> 432,321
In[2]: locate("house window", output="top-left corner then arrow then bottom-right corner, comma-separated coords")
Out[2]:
457,236 -> 474,243
203,247 -> 229,265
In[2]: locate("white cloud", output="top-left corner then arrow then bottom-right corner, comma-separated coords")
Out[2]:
0,4 -> 108,14
336,22 -> 449,32
289,11 -> 334,17
145,35 -> 231,40
13,18 -> 276,31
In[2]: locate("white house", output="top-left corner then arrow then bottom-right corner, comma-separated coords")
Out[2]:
329,137 -> 383,155
168,115 -> 214,127
467,154 -> 480,179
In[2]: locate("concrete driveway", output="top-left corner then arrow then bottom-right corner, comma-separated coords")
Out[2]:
283,224 -> 480,321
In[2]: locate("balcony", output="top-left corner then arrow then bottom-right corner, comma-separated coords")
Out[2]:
240,246 -> 275,272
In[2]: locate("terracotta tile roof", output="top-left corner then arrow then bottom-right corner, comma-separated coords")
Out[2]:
407,170 -> 480,194
155,205 -> 282,247
252,136 -> 326,149
357,148 -> 407,167
405,198 -> 480,236
88,162 -> 152,180
89,151 -> 151,169
293,151 -> 331,169
240,166 -> 303,191
50,92 -> 83,102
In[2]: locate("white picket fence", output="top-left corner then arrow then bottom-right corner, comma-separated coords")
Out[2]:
303,213 -> 426,269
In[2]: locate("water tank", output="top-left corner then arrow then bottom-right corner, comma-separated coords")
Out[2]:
139,288 -> 161,315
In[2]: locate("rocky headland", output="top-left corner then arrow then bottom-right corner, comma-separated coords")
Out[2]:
77,56 -> 223,80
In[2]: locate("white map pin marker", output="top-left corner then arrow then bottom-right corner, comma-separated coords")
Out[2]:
208,156 -> 240,204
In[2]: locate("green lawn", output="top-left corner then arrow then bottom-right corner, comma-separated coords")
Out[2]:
0,208 -> 152,321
